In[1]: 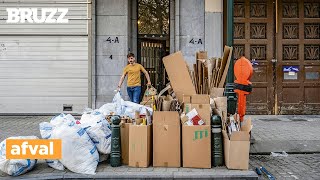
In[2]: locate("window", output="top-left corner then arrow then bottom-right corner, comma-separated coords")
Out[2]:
138,0 -> 169,35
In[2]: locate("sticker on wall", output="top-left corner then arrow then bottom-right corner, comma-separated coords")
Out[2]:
251,59 -> 259,71
283,66 -> 299,72
283,66 -> 299,80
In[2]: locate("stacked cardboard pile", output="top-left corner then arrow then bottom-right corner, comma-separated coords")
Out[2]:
120,112 -> 153,167
120,48 -> 252,170
162,49 -> 252,170
190,46 -> 233,95
120,86 -> 181,168
119,89 -> 155,167
162,51 -> 212,168
181,95 -> 211,168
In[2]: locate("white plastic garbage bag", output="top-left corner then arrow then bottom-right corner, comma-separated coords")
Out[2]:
98,103 -> 117,116
39,113 -> 99,175
0,136 -> 38,176
39,122 -> 64,171
112,92 -> 124,115
122,100 -> 153,119
98,92 -> 153,118
79,111 -> 112,154
45,159 -> 65,171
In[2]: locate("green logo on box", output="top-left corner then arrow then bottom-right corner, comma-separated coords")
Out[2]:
193,130 -> 208,140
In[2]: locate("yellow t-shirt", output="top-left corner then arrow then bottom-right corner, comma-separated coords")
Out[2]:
123,63 -> 146,87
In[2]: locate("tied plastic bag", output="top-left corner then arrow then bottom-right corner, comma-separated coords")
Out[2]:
39,114 -> 99,175
112,92 -> 124,115
39,122 -> 64,171
79,111 -> 112,154
0,136 -> 38,176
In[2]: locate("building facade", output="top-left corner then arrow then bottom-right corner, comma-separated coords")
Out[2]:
0,0 -> 319,115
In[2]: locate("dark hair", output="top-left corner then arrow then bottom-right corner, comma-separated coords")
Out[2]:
127,53 -> 135,58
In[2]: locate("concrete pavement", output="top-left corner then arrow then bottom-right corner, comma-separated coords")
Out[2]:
0,115 -> 319,179
250,154 -> 320,180
248,115 -> 320,154
0,161 -> 258,179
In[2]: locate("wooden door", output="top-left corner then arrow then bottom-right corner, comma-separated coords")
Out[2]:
234,0 -> 275,114
277,0 -> 320,114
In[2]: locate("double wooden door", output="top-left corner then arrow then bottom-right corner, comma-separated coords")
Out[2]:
234,0 -> 320,114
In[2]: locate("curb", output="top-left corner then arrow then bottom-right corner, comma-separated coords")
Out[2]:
0,170 -> 258,180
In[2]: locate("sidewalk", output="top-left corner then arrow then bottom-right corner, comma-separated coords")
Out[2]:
248,115 -> 320,154
250,154 -> 320,180
0,115 -> 320,179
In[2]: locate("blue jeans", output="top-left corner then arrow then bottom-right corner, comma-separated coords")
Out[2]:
127,86 -> 141,104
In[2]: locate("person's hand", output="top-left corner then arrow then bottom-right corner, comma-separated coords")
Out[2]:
147,82 -> 151,88
116,86 -> 121,92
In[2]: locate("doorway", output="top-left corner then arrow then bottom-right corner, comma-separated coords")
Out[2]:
137,0 -> 170,96
233,0 -> 320,115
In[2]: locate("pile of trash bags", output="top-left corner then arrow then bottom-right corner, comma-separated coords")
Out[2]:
0,136 -> 38,176
99,92 -> 153,118
0,92 -> 153,176
39,113 -> 100,174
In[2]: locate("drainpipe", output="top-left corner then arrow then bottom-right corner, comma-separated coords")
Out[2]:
224,0 -> 237,115
226,0 -> 234,80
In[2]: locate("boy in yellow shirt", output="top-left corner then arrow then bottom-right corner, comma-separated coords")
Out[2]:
117,53 -> 151,103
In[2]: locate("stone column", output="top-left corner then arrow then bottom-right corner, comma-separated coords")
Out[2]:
176,0 -> 205,67
95,0 -> 130,108
205,0 -> 223,58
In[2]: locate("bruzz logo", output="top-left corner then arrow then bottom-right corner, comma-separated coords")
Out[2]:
6,8 -> 69,23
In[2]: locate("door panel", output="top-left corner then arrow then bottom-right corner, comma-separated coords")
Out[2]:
233,0 -> 320,115
234,0 -> 275,114
277,0 -> 320,114
137,39 -> 166,97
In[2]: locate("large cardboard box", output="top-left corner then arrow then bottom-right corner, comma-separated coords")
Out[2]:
184,104 -> 211,125
163,51 -> 196,102
153,111 -> 181,167
129,125 -> 152,167
183,94 -> 210,104
120,123 -> 131,165
222,119 -> 252,170
182,125 -> 211,168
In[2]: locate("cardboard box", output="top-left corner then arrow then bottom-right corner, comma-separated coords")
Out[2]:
163,51 -> 196,102
213,97 -> 227,122
210,88 -> 225,98
180,114 -> 189,125
120,123 -> 131,165
182,125 -> 211,168
153,111 -> 181,167
184,104 -> 211,125
196,51 -> 208,59
129,125 -> 152,167
218,46 -> 233,88
222,118 -> 252,170
183,94 -> 210,104
140,100 -> 153,107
